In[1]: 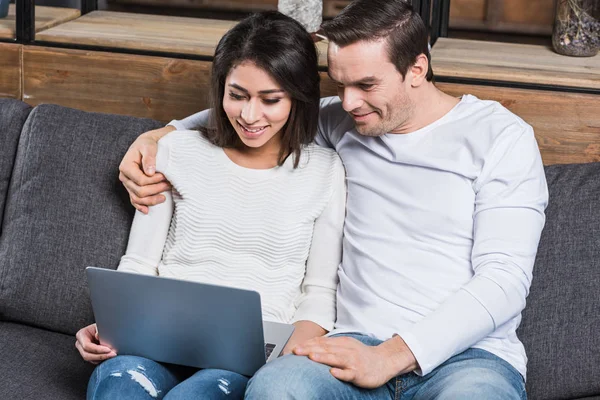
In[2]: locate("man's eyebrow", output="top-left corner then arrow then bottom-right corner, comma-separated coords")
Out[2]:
351,76 -> 379,85
325,75 -> 380,86
228,83 -> 284,95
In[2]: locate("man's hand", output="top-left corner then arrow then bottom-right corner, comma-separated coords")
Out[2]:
119,126 -> 175,213
293,335 -> 418,389
75,323 -> 117,365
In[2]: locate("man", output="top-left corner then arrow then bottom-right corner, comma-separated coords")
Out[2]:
119,1 -> 547,398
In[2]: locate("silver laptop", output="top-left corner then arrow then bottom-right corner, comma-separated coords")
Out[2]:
86,267 -> 294,376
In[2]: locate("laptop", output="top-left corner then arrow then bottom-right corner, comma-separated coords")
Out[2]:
86,267 -> 295,376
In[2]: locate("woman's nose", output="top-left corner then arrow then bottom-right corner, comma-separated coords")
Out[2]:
241,99 -> 260,124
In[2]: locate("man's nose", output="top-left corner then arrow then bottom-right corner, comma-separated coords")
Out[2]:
241,99 -> 261,124
341,87 -> 363,113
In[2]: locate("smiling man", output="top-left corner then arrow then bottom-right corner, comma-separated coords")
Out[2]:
118,1 -> 548,399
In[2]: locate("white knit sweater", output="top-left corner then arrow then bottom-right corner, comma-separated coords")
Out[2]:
118,131 -> 346,331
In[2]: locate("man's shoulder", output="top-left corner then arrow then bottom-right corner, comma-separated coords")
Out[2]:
303,143 -> 343,167
319,97 -> 352,124
317,96 -> 355,148
459,94 -> 534,147
461,94 -> 531,133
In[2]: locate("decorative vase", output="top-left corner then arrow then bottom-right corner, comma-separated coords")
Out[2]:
552,0 -> 600,57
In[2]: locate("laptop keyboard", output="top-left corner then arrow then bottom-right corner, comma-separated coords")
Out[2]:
265,343 -> 276,359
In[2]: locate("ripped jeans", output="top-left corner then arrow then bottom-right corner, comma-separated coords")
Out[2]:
87,355 -> 248,400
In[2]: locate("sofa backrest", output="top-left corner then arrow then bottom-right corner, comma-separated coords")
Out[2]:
0,100 -> 31,235
518,162 -> 600,400
0,104 -> 162,335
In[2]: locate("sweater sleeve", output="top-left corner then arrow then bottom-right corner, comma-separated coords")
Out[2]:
167,109 -> 211,131
399,124 -> 548,376
291,155 -> 346,331
117,138 -> 175,276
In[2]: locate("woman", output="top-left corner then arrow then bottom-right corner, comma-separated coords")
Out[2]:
75,10 -> 345,400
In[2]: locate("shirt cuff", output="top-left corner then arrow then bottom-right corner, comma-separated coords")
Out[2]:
167,120 -> 186,131
398,288 -> 495,376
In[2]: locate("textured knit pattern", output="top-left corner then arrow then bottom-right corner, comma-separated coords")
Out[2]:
119,131 -> 345,330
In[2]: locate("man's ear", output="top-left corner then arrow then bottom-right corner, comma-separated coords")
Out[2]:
409,53 -> 429,87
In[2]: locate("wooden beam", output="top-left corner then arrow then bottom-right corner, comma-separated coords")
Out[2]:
0,43 -> 21,100
23,46 -> 211,122
436,82 -> 600,165
22,46 -> 337,122
37,11 -> 330,68
432,38 -> 600,90
0,4 -> 80,40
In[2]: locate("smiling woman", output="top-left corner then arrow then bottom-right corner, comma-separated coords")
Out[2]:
221,62 -> 293,168
200,11 -> 321,168
78,10 -> 347,400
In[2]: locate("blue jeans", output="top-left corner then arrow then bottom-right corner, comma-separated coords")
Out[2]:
87,355 -> 248,399
245,333 -> 527,400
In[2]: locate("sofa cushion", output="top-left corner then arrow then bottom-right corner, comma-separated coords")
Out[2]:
0,322 -> 94,400
0,99 -> 31,234
0,104 -> 162,335
518,162 -> 600,400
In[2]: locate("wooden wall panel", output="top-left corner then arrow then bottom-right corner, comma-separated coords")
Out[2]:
449,0 -> 554,34
22,47 -> 337,123
0,43 -> 21,100
502,0 -> 554,26
320,77 -> 600,165
320,72 -> 337,98
436,82 -> 600,165
450,0 -> 488,21
19,46 -> 600,166
23,46 -> 211,122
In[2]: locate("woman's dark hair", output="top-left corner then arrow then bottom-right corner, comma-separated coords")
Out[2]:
201,11 -> 321,168
321,0 -> 434,82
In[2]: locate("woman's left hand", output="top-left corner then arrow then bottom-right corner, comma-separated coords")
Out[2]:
281,320 -> 327,355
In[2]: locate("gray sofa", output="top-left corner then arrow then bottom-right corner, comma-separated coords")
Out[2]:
0,98 -> 598,400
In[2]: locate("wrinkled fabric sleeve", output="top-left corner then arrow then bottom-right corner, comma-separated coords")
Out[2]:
400,125 -> 548,375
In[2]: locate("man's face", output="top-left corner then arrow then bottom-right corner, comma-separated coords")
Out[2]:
327,39 -> 414,136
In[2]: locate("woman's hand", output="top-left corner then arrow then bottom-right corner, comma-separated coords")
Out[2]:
281,320 -> 327,356
75,323 -> 117,364
119,126 -> 175,214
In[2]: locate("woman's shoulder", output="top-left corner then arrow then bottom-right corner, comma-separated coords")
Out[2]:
156,130 -> 217,173
158,130 -> 220,156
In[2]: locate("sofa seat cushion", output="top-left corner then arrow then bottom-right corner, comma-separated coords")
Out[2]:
0,322 -> 94,400
517,162 -> 600,400
0,104 -> 162,335
0,100 -> 31,234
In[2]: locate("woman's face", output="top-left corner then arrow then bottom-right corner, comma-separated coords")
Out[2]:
223,61 -> 293,151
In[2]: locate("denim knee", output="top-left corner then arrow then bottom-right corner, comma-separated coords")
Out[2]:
245,354 -> 334,400
87,355 -> 178,400
419,354 -> 526,400
165,368 -> 248,400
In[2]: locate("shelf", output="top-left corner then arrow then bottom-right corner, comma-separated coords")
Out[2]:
0,4 -> 80,40
36,11 -> 329,67
431,38 -> 600,91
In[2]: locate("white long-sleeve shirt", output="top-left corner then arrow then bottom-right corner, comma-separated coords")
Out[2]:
170,94 -> 548,378
118,131 -> 346,331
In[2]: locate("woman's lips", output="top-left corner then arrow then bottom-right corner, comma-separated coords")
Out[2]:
238,122 -> 269,138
